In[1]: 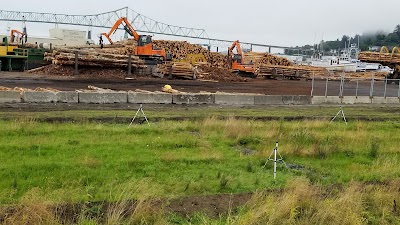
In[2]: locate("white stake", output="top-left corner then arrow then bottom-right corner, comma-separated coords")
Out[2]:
263,142 -> 287,180
274,142 -> 278,180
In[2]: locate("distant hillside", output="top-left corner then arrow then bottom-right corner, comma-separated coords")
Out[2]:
286,25 -> 400,55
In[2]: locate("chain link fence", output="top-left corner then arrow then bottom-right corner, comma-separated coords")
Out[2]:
311,75 -> 400,98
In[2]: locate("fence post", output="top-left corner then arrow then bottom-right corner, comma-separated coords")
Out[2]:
325,77 -> 328,97
356,80 -> 359,98
384,77 -> 388,98
398,79 -> 400,98
370,74 -> 375,98
74,51 -> 79,75
311,70 -> 315,97
339,76 -> 344,98
127,54 -> 132,76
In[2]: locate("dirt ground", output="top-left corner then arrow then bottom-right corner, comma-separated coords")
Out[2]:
1,71 -> 395,96
0,193 -> 253,223
0,72 -> 311,95
1,71 -> 398,97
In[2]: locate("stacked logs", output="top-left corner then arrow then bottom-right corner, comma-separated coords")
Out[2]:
156,62 -> 198,80
44,48 -> 145,68
243,52 -> 293,67
256,65 -> 329,79
153,40 -> 228,68
359,51 -> 400,64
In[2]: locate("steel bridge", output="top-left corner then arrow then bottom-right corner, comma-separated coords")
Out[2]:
0,7 -> 290,51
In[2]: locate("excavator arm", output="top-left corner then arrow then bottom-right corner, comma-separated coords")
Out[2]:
10,30 -> 25,43
101,17 -> 140,44
228,40 -> 244,57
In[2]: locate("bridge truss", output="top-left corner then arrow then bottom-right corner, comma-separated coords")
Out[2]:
0,7 -> 290,51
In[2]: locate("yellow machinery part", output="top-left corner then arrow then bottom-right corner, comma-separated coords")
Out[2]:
380,46 -> 389,54
392,47 -> 400,57
0,46 -> 7,56
0,46 -> 18,56
7,46 -> 17,52
175,54 -> 207,65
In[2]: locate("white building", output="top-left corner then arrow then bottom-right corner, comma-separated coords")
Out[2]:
1,28 -> 90,47
49,28 -> 87,46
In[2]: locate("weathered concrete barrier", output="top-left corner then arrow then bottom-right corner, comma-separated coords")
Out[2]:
282,96 -> 311,105
215,94 -> 255,105
0,91 -> 21,103
79,92 -> 127,104
370,97 -> 399,104
23,91 -> 57,103
354,96 -> 371,104
128,92 -> 172,104
254,95 -> 283,105
4,89 -> 400,106
311,96 -> 327,104
384,97 -> 400,104
341,96 -> 357,104
173,94 -> 214,104
325,96 -> 342,104
57,92 -> 79,103
313,96 -> 372,104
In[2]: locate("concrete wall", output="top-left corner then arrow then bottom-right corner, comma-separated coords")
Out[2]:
173,94 -> 214,104
128,92 -> 172,104
79,92 -> 127,104
1,90 -> 399,106
215,94 -> 255,105
0,91 -> 21,103
23,91 -> 58,103
57,92 -> 79,103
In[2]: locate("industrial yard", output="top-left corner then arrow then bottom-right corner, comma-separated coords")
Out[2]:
2,1 -> 400,224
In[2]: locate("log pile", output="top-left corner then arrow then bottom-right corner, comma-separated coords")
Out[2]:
153,40 -> 228,68
256,64 -> 329,79
155,62 -> 244,81
29,64 -> 129,79
243,52 -> 293,67
359,51 -> 400,64
0,86 -> 59,92
197,65 -> 246,82
44,48 -> 145,68
156,62 -> 197,80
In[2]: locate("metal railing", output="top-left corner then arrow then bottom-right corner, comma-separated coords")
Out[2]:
311,74 -> 400,98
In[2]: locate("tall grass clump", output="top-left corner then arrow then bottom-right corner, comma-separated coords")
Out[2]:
223,117 -> 253,140
369,138 -> 380,159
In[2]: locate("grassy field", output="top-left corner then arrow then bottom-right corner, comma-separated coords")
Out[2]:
1,107 -> 400,224
1,105 -> 400,121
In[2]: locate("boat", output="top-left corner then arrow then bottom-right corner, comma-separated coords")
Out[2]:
303,44 -> 359,72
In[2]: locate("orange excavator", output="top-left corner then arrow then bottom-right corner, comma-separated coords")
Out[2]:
10,29 -> 27,44
101,17 -> 170,64
228,40 -> 255,76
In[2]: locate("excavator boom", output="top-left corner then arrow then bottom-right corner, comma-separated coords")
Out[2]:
10,29 -> 26,43
228,40 -> 255,75
101,17 -> 140,44
101,17 -> 169,64
228,40 -> 244,57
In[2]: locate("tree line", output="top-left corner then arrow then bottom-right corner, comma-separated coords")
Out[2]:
285,25 -> 400,55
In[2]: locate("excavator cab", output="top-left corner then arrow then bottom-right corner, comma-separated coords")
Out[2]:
228,41 -> 255,77
138,35 -> 152,46
102,17 -> 170,65
232,54 -> 243,64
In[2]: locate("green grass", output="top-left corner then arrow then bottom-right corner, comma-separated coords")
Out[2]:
1,107 -> 400,224
1,105 -> 400,121
1,115 -> 400,205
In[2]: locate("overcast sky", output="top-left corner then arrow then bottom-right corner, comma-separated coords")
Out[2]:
1,0 -> 399,51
